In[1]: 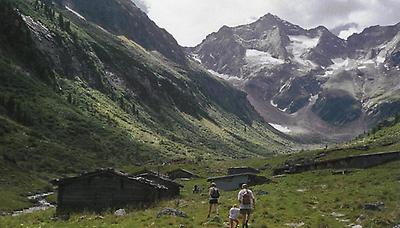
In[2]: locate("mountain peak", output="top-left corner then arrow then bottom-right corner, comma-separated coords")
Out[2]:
256,13 -> 285,25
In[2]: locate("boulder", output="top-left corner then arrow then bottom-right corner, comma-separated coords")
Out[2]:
363,202 -> 385,211
255,190 -> 269,196
156,208 -> 188,218
114,209 -> 127,216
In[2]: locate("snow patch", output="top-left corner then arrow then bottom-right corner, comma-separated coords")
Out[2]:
269,123 -> 292,133
376,55 -> 385,64
270,99 -> 278,107
287,35 -> 320,68
207,70 -> 243,81
191,54 -> 202,63
65,6 -> 86,21
245,49 -> 285,66
279,80 -> 292,93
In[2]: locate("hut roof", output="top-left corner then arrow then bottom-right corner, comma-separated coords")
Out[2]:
207,173 -> 257,181
228,166 -> 260,171
136,172 -> 184,188
51,168 -> 167,189
167,168 -> 199,177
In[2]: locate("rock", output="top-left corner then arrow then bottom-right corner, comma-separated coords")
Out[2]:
363,202 -> 384,211
179,224 -> 185,228
209,215 -> 222,223
355,214 -> 366,223
204,216 -> 223,225
331,212 -> 345,217
352,225 -> 362,228
393,225 -> 400,228
285,222 -> 305,227
255,190 -> 269,196
296,189 -> 307,192
273,174 -> 286,178
156,208 -> 188,218
114,209 -> 127,216
332,170 -> 354,175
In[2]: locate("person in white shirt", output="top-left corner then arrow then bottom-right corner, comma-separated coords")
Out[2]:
237,184 -> 255,228
229,204 -> 240,228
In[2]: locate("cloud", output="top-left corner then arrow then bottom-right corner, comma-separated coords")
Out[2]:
131,0 -> 149,13
338,26 -> 361,39
141,0 -> 400,46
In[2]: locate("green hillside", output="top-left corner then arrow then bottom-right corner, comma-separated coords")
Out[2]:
0,154 -> 399,227
0,0 -> 292,212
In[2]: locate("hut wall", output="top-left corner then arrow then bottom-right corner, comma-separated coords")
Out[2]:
58,174 -> 158,212
273,151 -> 400,175
228,167 -> 259,175
214,175 -> 250,191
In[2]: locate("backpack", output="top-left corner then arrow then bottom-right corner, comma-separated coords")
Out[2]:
210,187 -> 220,198
242,190 -> 252,205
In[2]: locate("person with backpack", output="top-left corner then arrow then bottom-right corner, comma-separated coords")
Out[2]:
237,184 -> 255,228
207,182 -> 220,218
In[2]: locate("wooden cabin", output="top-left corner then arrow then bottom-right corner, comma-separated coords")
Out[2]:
167,168 -> 199,180
135,172 -> 183,199
207,173 -> 270,191
227,166 -> 260,175
51,168 -> 167,213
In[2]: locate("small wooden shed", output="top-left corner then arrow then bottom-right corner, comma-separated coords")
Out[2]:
135,172 -> 183,198
51,168 -> 167,213
167,168 -> 199,180
207,173 -> 270,191
227,166 -> 260,175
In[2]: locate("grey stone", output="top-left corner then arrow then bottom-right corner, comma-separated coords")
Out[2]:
363,202 -> 385,211
114,209 -> 127,216
156,208 -> 188,218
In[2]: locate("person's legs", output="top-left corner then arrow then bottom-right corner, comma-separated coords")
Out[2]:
215,203 -> 219,215
234,219 -> 239,228
207,204 -> 212,218
241,212 -> 247,228
245,212 -> 251,227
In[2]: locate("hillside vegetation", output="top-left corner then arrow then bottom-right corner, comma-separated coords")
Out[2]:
0,0 -> 292,212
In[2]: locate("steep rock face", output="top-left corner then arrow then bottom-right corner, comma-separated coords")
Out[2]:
0,0 -> 292,182
190,13 -> 400,142
347,23 -> 400,52
56,0 -> 187,65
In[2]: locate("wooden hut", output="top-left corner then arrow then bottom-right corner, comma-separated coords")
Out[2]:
207,173 -> 270,191
135,172 -> 183,198
167,168 -> 199,180
51,168 -> 167,213
227,166 -> 260,175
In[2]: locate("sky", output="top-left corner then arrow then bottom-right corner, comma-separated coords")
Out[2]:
132,0 -> 400,47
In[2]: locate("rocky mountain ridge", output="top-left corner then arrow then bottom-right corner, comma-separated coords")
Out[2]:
190,13 -> 400,142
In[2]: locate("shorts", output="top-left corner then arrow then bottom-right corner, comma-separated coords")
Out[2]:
209,198 -> 218,204
240,208 -> 252,215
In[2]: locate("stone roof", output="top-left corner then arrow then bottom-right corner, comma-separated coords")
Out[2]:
51,168 -> 167,189
136,172 -> 184,188
207,172 -> 257,181
167,168 -> 199,177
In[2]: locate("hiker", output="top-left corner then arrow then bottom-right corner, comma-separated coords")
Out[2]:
229,204 -> 240,228
207,182 -> 220,218
238,184 -> 255,228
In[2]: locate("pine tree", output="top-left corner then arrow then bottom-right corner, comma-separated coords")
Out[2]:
64,20 -> 71,33
58,13 -> 64,29
67,93 -> 73,104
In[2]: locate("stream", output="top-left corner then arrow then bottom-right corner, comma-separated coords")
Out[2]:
11,192 -> 55,216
